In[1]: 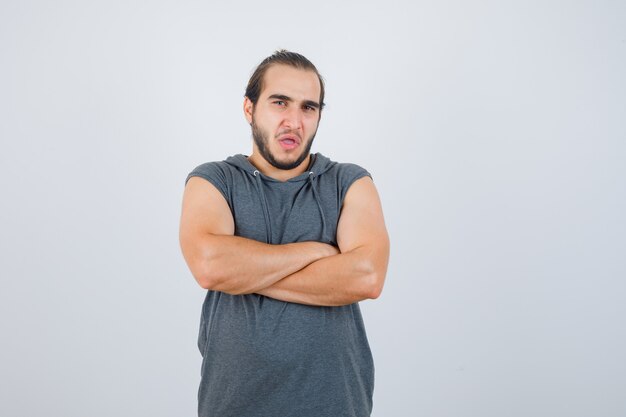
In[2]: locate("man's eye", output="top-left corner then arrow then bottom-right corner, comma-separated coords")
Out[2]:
303,105 -> 316,111
274,100 -> 286,106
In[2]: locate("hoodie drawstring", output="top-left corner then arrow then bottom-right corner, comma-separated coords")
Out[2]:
251,167 -> 330,245
308,171 -> 329,244
253,170 -> 273,244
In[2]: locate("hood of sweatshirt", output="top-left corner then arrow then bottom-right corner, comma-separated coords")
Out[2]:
223,153 -> 336,181
223,153 -> 336,244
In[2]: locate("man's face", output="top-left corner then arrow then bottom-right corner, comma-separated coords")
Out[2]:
245,64 -> 322,171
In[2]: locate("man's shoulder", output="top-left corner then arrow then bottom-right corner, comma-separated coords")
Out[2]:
316,153 -> 372,182
185,155 -> 248,185
186,160 -> 226,186
189,159 -> 230,173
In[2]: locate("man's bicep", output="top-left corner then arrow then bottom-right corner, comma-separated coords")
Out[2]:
180,176 -> 235,241
336,176 -> 389,254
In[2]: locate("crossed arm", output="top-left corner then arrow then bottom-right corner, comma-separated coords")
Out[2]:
179,176 -> 389,306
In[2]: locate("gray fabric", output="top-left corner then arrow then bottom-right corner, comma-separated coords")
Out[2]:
186,153 -> 374,417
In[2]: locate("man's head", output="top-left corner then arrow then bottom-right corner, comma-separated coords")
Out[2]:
245,50 -> 325,109
244,50 -> 325,172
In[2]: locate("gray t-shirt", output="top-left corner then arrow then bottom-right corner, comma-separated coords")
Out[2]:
186,153 -> 375,417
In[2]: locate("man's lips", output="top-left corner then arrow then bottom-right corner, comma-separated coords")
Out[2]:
277,134 -> 301,144
277,134 -> 301,149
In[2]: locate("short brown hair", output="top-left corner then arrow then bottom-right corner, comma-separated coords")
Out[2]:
245,50 -> 325,109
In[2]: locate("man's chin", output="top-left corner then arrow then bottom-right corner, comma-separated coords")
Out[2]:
269,159 -> 304,171
268,151 -> 310,171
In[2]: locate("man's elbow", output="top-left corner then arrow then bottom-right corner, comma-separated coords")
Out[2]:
192,264 -> 220,290
192,262 -> 251,295
357,262 -> 386,300
350,246 -> 388,301
363,272 -> 385,300
182,241 -> 222,290
191,259 -> 228,291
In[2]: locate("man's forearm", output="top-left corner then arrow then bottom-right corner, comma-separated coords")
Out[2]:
183,234 -> 338,295
256,246 -> 387,307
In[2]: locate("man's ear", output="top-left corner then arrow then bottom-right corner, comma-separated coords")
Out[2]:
243,97 -> 254,125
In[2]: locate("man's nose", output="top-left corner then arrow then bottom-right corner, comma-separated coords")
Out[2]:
283,106 -> 303,129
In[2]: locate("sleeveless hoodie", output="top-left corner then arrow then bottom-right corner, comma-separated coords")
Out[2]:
186,153 -> 374,417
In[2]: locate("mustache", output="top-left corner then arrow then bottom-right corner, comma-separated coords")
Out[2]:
275,129 -> 302,140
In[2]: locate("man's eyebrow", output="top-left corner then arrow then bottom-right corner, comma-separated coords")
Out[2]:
302,100 -> 321,109
268,94 -> 320,109
268,94 -> 293,102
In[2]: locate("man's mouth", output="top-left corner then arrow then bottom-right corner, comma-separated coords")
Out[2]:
277,134 -> 301,150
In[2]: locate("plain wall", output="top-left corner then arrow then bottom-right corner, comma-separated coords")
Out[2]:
1,0 -> 625,416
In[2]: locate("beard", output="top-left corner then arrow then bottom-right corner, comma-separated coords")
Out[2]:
251,118 -> 316,171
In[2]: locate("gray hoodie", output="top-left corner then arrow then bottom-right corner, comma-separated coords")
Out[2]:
186,153 -> 375,417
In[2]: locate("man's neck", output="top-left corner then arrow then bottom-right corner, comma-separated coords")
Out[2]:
247,153 -> 312,182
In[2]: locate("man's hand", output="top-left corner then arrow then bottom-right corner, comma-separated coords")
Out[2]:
179,177 -> 339,294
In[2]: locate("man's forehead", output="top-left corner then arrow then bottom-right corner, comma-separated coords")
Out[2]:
260,64 -> 321,100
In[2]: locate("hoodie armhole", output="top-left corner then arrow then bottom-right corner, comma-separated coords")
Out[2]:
185,162 -> 231,207
338,164 -> 372,208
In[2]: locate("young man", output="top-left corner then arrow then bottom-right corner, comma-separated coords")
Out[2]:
179,50 -> 390,417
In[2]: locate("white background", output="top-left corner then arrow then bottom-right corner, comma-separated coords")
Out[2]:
1,1 -> 625,416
